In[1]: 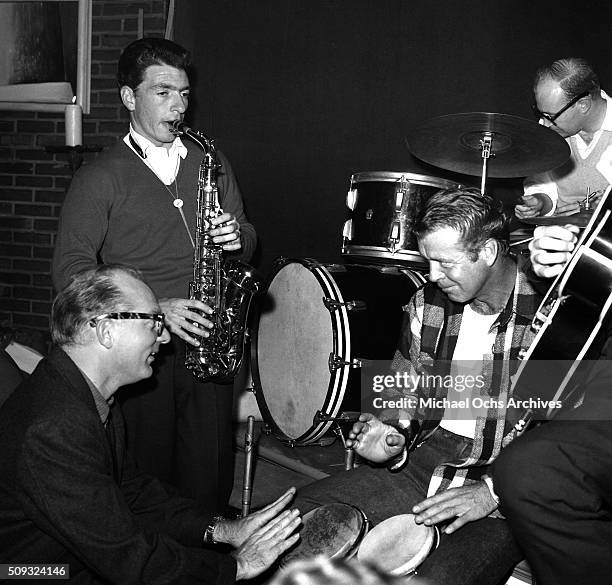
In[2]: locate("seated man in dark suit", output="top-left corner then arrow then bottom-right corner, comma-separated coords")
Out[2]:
0,264 -> 300,585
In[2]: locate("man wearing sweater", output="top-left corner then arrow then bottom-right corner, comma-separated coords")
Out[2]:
53,38 -> 256,512
515,57 -> 612,218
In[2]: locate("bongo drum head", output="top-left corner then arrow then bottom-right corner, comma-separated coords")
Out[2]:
357,513 -> 436,575
282,503 -> 368,565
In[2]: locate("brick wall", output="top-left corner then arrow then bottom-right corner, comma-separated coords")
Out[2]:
0,0 -> 169,342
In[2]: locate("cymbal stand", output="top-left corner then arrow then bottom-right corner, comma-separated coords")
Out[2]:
479,132 -> 494,195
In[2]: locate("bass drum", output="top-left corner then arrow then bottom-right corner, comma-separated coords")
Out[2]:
342,171 -> 461,267
250,259 -> 425,445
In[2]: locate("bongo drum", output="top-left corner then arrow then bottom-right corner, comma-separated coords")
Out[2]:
357,513 -> 439,575
282,503 -> 369,566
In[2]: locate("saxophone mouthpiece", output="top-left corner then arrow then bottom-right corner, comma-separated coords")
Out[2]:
171,122 -> 212,153
170,120 -> 187,135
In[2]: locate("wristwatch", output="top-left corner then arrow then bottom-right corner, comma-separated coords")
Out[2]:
203,515 -> 223,545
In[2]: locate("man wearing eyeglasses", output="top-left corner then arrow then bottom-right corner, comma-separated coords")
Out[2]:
515,57 -> 612,219
0,265 -> 300,584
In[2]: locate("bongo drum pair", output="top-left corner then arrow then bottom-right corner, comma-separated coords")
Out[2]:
283,504 -> 439,577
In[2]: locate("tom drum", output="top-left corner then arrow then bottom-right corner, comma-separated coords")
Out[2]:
342,171 -> 461,267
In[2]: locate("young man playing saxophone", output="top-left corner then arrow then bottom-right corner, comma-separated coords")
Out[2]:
52,38 -> 256,513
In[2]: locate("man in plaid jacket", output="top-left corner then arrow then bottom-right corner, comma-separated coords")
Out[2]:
295,188 -> 541,585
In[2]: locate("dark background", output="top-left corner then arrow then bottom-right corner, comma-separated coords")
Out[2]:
175,0 -> 612,275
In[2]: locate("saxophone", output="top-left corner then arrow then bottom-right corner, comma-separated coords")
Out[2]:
171,121 -> 263,383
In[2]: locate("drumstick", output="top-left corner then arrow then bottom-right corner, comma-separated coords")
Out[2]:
241,416 -> 255,517
509,236 -> 534,247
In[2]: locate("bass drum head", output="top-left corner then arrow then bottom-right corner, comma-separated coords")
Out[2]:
251,259 -> 425,445
253,260 -> 335,442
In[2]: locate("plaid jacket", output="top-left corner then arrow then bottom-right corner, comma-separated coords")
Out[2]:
390,257 -> 541,496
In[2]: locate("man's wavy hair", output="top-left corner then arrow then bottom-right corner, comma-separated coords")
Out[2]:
534,57 -> 600,100
414,187 -> 510,261
117,37 -> 191,90
51,265 -> 145,347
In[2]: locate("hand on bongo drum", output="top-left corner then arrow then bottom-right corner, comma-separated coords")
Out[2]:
412,481 -> 498,535
346,413 -> 406,463
218,487 -> 299,547
232,507 -> 301,580
221,488 -> 301,580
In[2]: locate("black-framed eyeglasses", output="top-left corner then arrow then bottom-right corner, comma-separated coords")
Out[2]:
89,312 -> 166,336
532,90 -> 589,125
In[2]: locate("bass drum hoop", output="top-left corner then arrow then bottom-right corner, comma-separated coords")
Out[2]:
250,258 -> 425,446
250,258 -> 348,445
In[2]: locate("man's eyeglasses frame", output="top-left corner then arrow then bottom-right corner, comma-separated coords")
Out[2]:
89,312 -> 166,336
532,90 -> 590,125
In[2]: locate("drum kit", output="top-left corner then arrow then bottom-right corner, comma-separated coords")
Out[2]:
247,112 -> 570,576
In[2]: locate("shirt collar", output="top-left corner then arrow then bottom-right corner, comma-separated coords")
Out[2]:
127,125 -> 188,160
78,368 -> 114,425
599,90 -> 612,131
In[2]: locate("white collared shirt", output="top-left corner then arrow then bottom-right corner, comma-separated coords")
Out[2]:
123,126 -> 188,185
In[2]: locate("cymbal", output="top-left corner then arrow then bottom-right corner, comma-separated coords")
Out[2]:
406,112 -> 570,178
520,212 -> 592,228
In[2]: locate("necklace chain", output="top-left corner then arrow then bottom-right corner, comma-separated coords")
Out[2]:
130,139 -> 195,248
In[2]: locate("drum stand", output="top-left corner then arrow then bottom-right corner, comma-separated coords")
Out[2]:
241,416 -> 256,517
314,411 -> 361,471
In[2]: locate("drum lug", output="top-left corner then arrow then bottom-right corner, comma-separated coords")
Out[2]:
323,297 -> 367,312
329,352 -> 362,371
346,188 -> 358,211
395,189 -> 405,211
387,220 -> 402,252
342,219 -> 354,242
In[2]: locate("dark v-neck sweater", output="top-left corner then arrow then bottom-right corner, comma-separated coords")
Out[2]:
53,140 -> 256,300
